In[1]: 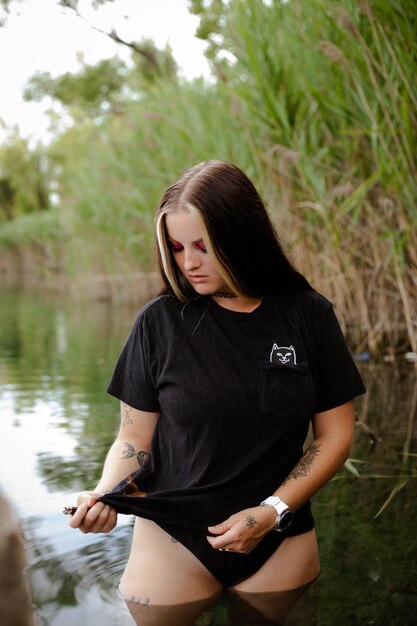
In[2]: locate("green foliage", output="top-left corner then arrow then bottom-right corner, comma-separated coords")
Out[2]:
0,210 -> 65,265
188,0 -> 231,62
44,77 -> 254,274
0,0 -> 20,25
23,57 -> 129,117
128,38 -> 178,83
0,135 -> 50,221
1,0 -> 416,351
23,41 -> 178,120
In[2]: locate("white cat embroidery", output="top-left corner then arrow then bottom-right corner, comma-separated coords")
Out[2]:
270,343 -> 297,365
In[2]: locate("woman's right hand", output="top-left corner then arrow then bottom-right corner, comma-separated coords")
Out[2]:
68,490 -> 117,534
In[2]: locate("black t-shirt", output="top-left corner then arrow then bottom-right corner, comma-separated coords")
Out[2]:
102,290 -> 365,534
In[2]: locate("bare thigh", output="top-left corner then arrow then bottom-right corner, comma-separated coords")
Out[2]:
118,517 -> 222,625
226,530 -> 320,624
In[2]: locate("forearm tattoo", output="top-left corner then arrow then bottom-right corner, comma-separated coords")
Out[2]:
120,442 -> 149,467
121,402 -> 133,428
246,514 -> 259,529
281,443 -> 322,485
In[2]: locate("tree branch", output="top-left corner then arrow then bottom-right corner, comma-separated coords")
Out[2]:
59,0 -> 159,69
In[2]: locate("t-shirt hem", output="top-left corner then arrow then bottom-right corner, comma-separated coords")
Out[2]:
314,387 -> 366,414
106,386 -> 160,413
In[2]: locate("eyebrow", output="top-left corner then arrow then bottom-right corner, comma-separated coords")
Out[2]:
168,237 -> 204,245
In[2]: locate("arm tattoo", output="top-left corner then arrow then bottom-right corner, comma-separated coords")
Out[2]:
121,402 -> 133,428
281,443 -> 322,485
120,443 -> 149,467
246,515 -> 259,529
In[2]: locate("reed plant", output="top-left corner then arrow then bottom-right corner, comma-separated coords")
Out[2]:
222,0 -> 417,353
1,0 -> 416,354
44,77 -> 256,280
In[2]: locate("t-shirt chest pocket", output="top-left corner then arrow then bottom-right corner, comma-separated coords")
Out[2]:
258,360 -> 315,417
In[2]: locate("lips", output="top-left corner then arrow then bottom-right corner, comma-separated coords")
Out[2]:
189,275 -> 208,283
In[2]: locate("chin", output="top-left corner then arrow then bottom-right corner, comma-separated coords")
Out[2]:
192,285 -> 214,295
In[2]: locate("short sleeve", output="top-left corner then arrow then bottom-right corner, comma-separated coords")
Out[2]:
314,305 -> 366,413
107,312 -> 160,412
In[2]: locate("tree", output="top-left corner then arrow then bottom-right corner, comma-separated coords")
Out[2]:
187,0 -> 235,80
0,136 -> 50,221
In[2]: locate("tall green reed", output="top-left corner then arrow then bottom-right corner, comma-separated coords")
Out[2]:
224,0 -> 417,353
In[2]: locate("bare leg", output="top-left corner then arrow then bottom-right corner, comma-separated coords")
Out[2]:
117,593 -> 221,626
118,517 -> 223,626
227,529 -> 320,625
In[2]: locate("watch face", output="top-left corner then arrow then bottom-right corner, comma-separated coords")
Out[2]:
276,510 -> 293,531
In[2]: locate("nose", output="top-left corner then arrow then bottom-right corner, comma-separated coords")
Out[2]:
183,247 -> 201,271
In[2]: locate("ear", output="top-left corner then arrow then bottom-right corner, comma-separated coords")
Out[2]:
269,343 -> 279,362
289,345 -> 294,351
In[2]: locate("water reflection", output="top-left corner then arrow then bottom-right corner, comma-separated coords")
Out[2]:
23,514 -> 132,625
0,289 -> 416,625
313,361 -> 417,626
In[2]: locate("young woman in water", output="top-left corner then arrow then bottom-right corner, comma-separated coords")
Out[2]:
69,160 -> 365,625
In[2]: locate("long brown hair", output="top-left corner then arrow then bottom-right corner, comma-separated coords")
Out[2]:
155,160 -> 311,302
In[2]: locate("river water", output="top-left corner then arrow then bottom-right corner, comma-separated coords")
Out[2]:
0,289 -> 416,625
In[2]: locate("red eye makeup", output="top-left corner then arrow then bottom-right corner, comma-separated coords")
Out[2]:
169,240 -> 207,253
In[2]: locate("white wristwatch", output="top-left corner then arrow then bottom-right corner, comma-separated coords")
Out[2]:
260,496 -> 293,532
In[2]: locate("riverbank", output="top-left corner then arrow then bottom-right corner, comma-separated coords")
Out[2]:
0,246 -> 161,304
2,240 -> 416,358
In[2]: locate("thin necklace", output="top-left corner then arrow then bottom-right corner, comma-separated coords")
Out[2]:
191,297 -> 212,335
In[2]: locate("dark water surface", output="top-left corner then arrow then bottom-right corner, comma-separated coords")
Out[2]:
0,289 -> 416,625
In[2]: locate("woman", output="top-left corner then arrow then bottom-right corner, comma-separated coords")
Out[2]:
69,160 -> 366,625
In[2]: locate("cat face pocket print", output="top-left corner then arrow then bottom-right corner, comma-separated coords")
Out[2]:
270,343 -> 297,365
258,343 -> 315,418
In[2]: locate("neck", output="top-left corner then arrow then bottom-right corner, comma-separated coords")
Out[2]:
211,293 -> 263,313
212,291 -> 238,298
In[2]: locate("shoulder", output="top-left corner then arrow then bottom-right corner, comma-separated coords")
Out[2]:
269,288 -> 333,318
299,289 -> 334,317
129,295 -> 182,335
137,294 -> 181,318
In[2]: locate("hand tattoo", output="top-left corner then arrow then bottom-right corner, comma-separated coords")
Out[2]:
246,515 -> 259,529
282,443 -> 321,485
120,443 -> 149,467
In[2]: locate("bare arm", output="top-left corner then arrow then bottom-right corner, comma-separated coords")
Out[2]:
273,400 -> 355,510
69,402 -> 159,533
94,402 -> 159,493
207,400 -> 355,552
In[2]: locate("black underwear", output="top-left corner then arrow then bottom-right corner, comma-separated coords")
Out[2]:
100,492 -> 314,587
158,517 -> 314,587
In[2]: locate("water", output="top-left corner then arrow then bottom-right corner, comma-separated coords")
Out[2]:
0,289 -> 416,625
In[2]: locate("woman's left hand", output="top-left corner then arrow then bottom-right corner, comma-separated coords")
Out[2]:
206,505 -> 276,554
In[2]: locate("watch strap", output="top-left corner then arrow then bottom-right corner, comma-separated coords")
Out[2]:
260,496 -> 293,532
